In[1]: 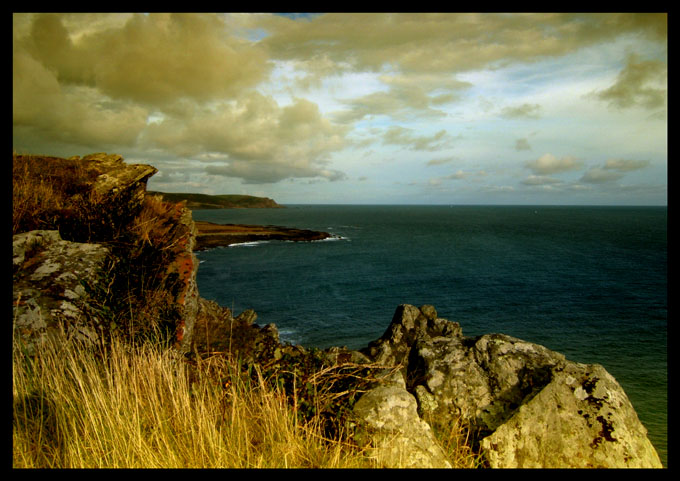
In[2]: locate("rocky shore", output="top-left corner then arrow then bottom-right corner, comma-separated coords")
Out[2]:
12,153 -> 664,468
195,221 -> 333,250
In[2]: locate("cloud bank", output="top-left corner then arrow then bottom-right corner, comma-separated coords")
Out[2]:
13,12 -> 667,204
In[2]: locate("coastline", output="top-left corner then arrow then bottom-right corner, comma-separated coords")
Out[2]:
194,220 -> 333,250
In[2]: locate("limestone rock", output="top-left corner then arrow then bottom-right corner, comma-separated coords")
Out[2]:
360,304 -> 663,469
361,304 -> 463,369
13,230 -> 110,354
480,362 -> 663,468
410,332 -> 566,433
84,152 -> 157,205
352,384 -> 452,468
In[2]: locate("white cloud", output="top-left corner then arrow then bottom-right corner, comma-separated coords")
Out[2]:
580,167 -> 624,184
521,175 -> 562,186
525,153 -> 582,175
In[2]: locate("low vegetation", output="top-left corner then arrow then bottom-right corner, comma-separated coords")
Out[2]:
12,331 -> 371,468
13,329 -> 482,468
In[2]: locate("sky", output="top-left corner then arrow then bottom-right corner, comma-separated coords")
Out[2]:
13,12 -> 667,205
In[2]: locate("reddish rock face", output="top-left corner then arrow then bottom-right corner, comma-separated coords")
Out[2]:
12,152 -> 286,356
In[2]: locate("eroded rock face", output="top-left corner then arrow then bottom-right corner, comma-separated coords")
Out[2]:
13,230 -> 110,353
83,152 -> 157,207
359,304 -> 662,469
58,153 -> 158,243
480,362 -> 663,468
156,202 -> 200,353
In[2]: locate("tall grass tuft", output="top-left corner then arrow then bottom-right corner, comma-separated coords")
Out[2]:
12,332 -> 381,468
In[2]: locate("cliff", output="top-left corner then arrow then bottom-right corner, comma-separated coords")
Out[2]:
12,153 -> 663,468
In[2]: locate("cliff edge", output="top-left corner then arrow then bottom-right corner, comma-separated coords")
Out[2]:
12,153 -> 663,468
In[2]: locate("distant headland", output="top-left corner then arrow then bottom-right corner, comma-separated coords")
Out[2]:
146,191 -> 332,249
147,191 -> 284,210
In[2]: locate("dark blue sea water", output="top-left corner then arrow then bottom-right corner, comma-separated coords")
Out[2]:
193,205 -> 667,466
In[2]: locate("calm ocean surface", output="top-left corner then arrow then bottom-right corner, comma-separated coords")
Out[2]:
193,205 -> 667,466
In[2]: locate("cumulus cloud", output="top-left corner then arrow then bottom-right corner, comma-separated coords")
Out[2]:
525,153 -> 582,175
140,94 -> 349,183
333,76 -> 466,123
521,175 -> 562,186
426,156 -> 457,166
13,13 -> 353,185
578,158 -> 651,185
206,161 -> 346,184
18,13 -> 270,107
257,13 -> 666,75
429,170 -> 487,186
13,46 -> 149,150
596,53 -> 667,110
256,13 -> 665,124
12,12 -> 667,201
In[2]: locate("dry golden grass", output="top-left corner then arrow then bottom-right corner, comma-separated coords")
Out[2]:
425,414 -> 485,468
12,330 -> 482,468
12,331 -> 383,469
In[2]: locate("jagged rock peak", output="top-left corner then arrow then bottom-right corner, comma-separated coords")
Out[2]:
356,304 -> 662,468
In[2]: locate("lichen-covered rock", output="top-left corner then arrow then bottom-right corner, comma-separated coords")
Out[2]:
352,384 -> 452,468
361,304 -> 463,370
158,202 -> 200,353
56,153 -> 158,243
480,362 -> 663,468
83,152 -> 157,207
360,304 -> 663,469
13,230 -> 110,354
411,332 -> 566,433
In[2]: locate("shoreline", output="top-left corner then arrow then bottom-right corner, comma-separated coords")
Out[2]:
194,221 -> 333,250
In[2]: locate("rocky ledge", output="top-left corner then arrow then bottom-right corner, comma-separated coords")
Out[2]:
194,221 -> 333,250
357,304 -> 663,468
189,302 -> 663,468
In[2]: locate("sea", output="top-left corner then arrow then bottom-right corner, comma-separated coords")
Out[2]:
192,205 -> 667,466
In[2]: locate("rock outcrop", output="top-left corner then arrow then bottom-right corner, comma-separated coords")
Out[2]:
13,230 -> 110,354
352,383 -> 452,468
359,304 -> 663,468
12,153 -> 197,352
190,298 -> 283,364
11,153 -> 292,357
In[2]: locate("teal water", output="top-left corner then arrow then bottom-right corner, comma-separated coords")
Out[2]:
193,205 -> 667,466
